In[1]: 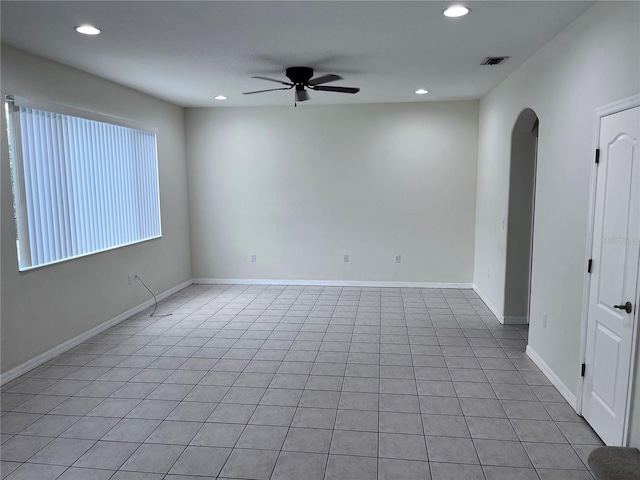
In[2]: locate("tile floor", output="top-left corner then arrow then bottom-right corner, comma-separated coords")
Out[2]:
1,284 -> 603,479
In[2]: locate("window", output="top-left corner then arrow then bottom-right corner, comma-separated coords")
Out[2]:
5,96 -> 161,271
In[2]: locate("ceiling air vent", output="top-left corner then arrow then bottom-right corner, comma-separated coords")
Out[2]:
481,56 -> 509,66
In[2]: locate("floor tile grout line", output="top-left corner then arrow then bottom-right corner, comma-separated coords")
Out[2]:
442,290 -> 485,475
208,285 -> 306,479
93,285 -> 258,478
409,289 -> 432,478
1,284 -> 602,480
311,285 -> 343,480
456,291 -> 533,474
269,284 -> 343,480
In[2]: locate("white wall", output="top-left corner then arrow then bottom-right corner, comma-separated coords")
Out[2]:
1,45 -> 192,374
186,101 -> 478,284
472,2 -> 640,445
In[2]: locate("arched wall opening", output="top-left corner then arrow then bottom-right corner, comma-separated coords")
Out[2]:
504,108 -> 539,324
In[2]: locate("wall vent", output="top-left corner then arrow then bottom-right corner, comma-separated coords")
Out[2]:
481,56 -> 509,66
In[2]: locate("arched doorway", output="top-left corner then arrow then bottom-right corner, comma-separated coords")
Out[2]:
504,108 -> 539,324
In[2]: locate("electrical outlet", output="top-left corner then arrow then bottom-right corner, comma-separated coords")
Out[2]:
128,274 -> 136,286
250,254 -> 256,263
396,255 -> 401,263
543,313 -> 548,328
344,254 -> 349,263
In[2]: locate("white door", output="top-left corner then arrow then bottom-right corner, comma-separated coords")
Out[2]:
583,105 -> 640,446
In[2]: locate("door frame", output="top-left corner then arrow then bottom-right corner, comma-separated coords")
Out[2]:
577,93 -> 640,446
503,109 -> 539,325
526,121 -> 539,325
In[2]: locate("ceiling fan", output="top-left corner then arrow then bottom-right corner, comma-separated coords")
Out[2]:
243,66 -> 360,104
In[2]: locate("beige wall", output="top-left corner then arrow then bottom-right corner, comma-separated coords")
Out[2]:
472,2 -> 640,446
1,45 -> 192,373
186,101 -> 479,284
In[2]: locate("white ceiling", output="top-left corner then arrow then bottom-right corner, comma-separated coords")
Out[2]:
1,1 -> 593,107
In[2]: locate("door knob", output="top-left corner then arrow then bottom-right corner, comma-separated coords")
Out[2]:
613,302 -> 633,314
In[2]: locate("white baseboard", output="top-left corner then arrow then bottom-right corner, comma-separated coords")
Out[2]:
193,278 -> 475,289
526,345 -> 577,409
0,279 -> 193,386
503,316 -> 529,325
472,284 -> 503,323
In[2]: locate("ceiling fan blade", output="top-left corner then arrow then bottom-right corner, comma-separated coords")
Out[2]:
243,87 -> 292,95
312,85 -> 360,94
308,74 -> 343,86
252,76 -> 292,86
295,88 -> 310,102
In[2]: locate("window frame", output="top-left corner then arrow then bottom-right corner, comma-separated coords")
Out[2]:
5,95 -> 163,272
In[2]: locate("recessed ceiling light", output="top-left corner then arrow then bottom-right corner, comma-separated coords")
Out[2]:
214,95 -> 228,100
75,24 -> 101,35
443,5 -> 470,18
415,89 -> 429,95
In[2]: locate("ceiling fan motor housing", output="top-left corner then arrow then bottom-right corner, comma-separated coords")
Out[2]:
286,66 -> 314,84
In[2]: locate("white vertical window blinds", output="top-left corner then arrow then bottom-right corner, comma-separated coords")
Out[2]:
6,96 -> 161,271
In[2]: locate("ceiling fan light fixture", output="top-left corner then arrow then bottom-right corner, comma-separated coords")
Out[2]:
75,24 -> 101,35
214,95 -> 227,100
415,89 -> 429,95
242,66 -> 360,104
443,5 -> 470,18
